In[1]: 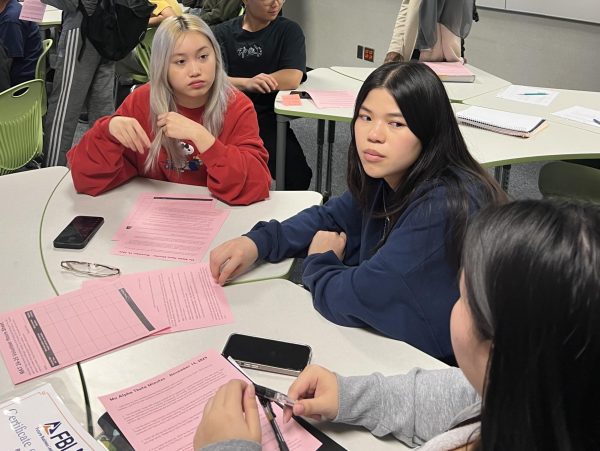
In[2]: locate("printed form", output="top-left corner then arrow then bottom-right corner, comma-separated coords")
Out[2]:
100,349 -> 321,451
0,283 -> 168,383
112,193 -> 228,262
85,263 -> 233,333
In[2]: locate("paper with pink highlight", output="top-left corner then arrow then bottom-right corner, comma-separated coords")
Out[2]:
112,192 -> 227,262
282,94 -> 302,106
19,0 -> 47,22
84,263 -> 232,333
0,283 -> 168,383
100,349 -> 321,451
305,90 -> 357,109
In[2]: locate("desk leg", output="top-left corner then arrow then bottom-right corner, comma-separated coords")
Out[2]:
494,165 -> 512,192
325,120 -> 336,200
275,115 -> 289,190
316,120 -> 325,193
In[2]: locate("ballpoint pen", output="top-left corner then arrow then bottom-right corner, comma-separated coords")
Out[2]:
519,92 -> 549,96
254,383 -> 296,407
593,118 -> 600,126
259,397 -> 289,451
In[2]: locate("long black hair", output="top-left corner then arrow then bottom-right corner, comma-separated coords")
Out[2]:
462,200 -> 600,450
347,62 -> 505,264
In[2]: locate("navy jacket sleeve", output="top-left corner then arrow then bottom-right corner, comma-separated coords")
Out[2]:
245,191 -> 363,260
302,187 -> 457,360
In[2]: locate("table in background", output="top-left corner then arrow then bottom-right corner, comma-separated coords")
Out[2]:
41,174 -> 322,294
274,68 -> 362,193
454,103 -> 600,188
462,88 -> 600,187
330,64 -> 512,102
80,279 -> 447,449
0,167 -> 93,433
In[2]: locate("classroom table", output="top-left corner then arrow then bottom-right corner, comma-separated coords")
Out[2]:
274,68 -> 362,193
41,174 -> 322,295
79,278 -> 448,449
454,103 -> 600,189
330,64 -> 512,102
464,87 -> 600,135
0,167 -> 97,434
40,5 -> 62,29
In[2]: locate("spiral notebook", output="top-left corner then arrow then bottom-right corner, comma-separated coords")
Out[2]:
456,106 -> 547,138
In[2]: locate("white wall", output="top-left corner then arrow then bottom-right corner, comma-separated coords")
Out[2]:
285,1 -> 600,92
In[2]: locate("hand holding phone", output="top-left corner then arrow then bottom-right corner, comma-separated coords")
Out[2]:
222,333 -> 311,377
53,216 -> 104,249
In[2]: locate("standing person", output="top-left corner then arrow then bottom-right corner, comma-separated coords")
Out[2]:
194,199 -> 600,451
42,0 -> 115,167
384,0 -> 475,64
212,0 -> 312,190
68,15 -> 271,206
209,63 -> 505,362
0,0 -> 42,86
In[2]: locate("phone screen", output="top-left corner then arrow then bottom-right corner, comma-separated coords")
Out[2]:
53,216 -> 104,249
222,334 -> 311,376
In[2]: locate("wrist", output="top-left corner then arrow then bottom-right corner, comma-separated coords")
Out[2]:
193,127 -> 215,153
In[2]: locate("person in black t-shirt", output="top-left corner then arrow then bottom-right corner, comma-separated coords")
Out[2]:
212,0 -> 312,190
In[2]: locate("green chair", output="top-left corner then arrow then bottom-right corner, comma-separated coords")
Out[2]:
0,79 -> 44,175
35,38 -> 53,116
538,161 -> 600,203
131,28 -> 156,85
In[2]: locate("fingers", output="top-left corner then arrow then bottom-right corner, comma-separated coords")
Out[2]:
286,365 -> 339,421
252,74 -> 278,93
242,384 -> 261,442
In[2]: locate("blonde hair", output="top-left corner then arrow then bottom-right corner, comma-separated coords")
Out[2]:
145,14 -> 233,173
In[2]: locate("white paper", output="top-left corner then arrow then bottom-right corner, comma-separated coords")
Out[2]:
552,106 -> 600,128
0,383 -> 104,450
497,85 -> 559,106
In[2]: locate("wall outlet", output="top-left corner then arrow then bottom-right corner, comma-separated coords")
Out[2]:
356,45 -> 364,59
364,47 -> 374,62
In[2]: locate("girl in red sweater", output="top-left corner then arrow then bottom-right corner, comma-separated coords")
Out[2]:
67,15 -> 271,206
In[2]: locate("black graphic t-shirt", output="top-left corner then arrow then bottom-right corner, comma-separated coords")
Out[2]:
213,16 -> 306,115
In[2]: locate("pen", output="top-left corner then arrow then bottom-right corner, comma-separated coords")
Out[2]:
254,384 -> 296,407
519,92 -> 549,96
593,118 -> 600,126
260,398 -> 289,451
152,196 -> 212,201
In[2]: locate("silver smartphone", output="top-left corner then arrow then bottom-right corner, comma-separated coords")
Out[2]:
222,333 -> 312,377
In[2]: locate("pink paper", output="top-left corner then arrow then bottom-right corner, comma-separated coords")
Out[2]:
422,62 -> 475,80
84,263 -> 233,333
19,0 -> 47,22
0,283 -> 169,384
112,193 -> 227,262
282,94 -> 302,106
304,90 -> 357,109
100,350 -> 321,451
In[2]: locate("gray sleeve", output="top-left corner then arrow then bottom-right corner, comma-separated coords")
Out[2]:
198,439 -> 261,451
333,367 -> 480,447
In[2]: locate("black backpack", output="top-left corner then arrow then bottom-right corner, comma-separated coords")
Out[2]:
78,0 -> 155,61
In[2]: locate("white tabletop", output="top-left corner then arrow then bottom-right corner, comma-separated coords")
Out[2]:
275,68 -> 362,122
330,65 -> 512,102
80,278 -> 447,448
41,5 -> 62,27
0,167 -> 92,430
454,103 -> 600,167
0,167 -> 68,305
41,174 -> 322,294
464,87 -> 600,135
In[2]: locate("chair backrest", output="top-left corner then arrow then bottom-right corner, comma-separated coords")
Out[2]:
538,161 -> 600,203
35,39 -> 53,116
131,28 -> 156,84
0,79 -> 44,175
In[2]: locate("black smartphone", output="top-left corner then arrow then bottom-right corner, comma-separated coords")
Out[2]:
53,216 -> 104,249
222,333 -> 312,376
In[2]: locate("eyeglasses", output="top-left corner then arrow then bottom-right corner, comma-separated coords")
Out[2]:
61,261 -> 121,278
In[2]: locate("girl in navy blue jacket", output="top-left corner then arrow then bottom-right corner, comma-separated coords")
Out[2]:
209,62 -> 505,363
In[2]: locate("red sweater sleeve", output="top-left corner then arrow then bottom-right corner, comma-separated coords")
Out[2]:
67,89 -> 149,196
200,91 -> 271,205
